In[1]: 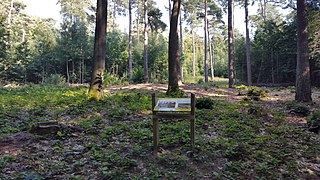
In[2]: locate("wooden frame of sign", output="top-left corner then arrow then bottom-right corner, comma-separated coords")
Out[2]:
152,93 -> 195,151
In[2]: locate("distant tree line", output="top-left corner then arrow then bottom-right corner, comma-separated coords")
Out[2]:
0,0 -> 319,89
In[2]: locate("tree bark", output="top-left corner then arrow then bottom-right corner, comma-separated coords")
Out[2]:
295,0 -> 312,102
228,0 -> 235,88
128,0 -> 133,79
192,24 -> 196,77
66,60 -> 70,83
204,0 -> 208,82
169,0 -> 172,22
143,0 -> 149,83
245,0 -> 252,86
167,0 -> 181,94
88,0 -> 107,101
112,1 -> 116,32
208,25 -> 214,81
7,0 -> 14,25
178,1 -> 183,84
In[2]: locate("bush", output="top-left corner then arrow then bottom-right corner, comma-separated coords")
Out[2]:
287,102 -> 310,117
235,85 -> 248,95
307,111 -> 320,133
44,74 -> 65,86
196,97 -> 215,109
246,87 -> 266,101
130,67 -> 144,84
166,88 -> 185,98
104,73 -> 124,86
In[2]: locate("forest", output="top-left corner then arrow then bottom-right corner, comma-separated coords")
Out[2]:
0,0 -> 320,179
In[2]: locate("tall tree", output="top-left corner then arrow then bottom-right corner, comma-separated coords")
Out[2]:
128,0 -> 133,79
228,0 -> 235,88
295,0 -> 312,102
7,0 -> 14,25
88,0 -> 107,100
208,23 -> 214,81
169,0 -> 172,21
178,0 -> 183,84
167,0 -> 181,94
183,0 -> 199,78
143,0 -> 149,83
245,0 -> 252,85
204,0 -> 209,82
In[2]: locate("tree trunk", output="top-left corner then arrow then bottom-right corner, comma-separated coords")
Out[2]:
295,0 -> 312,102
204,0 -> 208,82
72,59 -> 75,83
169,0 -> 172,22
7,0 -> 14,25
271,49 -> 274,84
136,17 -> 140,43
192,24 -> 196,78
245,0 -> 252,86
143,0 -> 149,83
178,1 -> 183,84
167,0 -> 181,94
228,0 -> 235,88
112,1 -> 116,32
257,53 -> 263,83
66,60 -> 70,83
88,0 -> 107,101
128,0 -> 133,79
208,26 -> 214,81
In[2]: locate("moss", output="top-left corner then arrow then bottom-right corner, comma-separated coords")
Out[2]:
88,88 -> 104,101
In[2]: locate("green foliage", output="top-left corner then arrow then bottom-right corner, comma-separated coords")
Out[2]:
44,74 -> 66,86
287,101 -> 310,116
165,88 -> 185,98
130,67 -> 144,83
235,15 -> 298,84
196,97 -> 215,109
0,86 -> 319,179
235,85 -> 248,95
105,31 -> 128,77
309,7 -> 320,86
307,111 -> 320,133
246,86 -> 267,101
103,72 -> 127,86
148,35 -> 168,83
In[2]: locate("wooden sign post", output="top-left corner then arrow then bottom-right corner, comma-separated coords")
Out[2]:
152,93 -> 195,151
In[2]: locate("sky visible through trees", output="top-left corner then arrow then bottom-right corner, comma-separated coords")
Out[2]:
22,0 -> 290,36
2,0 -> 320,90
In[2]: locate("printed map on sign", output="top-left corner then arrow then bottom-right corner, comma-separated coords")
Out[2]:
153,98 -> 191,112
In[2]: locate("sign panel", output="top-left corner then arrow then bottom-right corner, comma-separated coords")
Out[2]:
154,98 -> 191,112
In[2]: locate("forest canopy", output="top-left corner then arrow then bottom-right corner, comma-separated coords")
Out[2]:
0,0 -> 319,87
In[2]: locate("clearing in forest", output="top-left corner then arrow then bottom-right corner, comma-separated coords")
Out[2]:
0,83 -> 319,179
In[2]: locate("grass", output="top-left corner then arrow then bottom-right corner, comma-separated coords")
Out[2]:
0,84 -> 319,179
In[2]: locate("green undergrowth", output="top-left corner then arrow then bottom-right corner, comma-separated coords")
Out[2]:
0,85 -> 319,179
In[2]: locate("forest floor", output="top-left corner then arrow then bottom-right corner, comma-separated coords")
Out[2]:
0,83 -> 319,179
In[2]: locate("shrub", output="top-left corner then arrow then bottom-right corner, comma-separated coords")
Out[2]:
307,111 -> 320,134
287,102 -> 310,116
166,88 -> 185,98
130,67 -> 144,84
104,73 -> 121,86
196,97 -> 215,109
104,73 -> 128,86
44,74 -> 65,86
235,85 -> 248,95
246,87 -> 266,101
